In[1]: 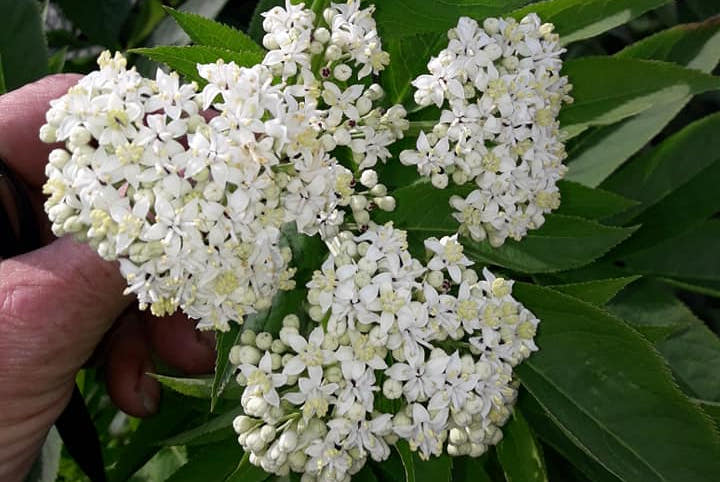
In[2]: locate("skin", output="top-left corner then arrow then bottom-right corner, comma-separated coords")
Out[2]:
0,75 -> 217,481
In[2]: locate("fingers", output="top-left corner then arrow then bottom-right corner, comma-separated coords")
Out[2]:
0,74 -> 82,187
145,311 -> 216,375
0,236 -> 131,378
105,312 -> 160,417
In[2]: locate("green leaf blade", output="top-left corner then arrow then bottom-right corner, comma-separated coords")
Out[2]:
566,17 -> 720,187
496,410 -> 548,482
130,45 -> 264,85
550,276 -> 640,306
164,7 -> 264,54
511,0 -> 672,46
0,0 -> 48,91
464,215 -> 637,274
514,283 -> 720,482
560,57 -> 720,137
374,0 -> 533,39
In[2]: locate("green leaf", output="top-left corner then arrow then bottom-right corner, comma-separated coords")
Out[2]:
373,0 -> 532,38
212,324 -> 242,412
620,221 -> 720,282
464,215 -> 637,274
55,0 -> 132,48
567,17 -> 720,186
519,393 -> 623,482
144,0 -> 232,48
511,0 -> 672,45
608,280 -> 720,401
130,46 -> 264,85
549,276 -> 640,306
107,392 -> 198,482
414,454 -> 452,482
159,406 -> 243,446
559,57 -> 720,137
128,447 -> 187,482
496,410 -> 548,482
451,456 -> 492,482
395,440 -> 416,482
165,442 -> 242,482
554,181 -> 637,220
248,0 -> 284,44
164,7 -> 264,54
151,374 -> 241,400
0,0 -> 48,91
606,280 -> 694,341
224,452 -> 271,482
697,399 -> 720,427
658,322 -> 720,403
514,283 -> 720,482
47,47 -> 68,74
602,112 -> 720,253
381,33 -> 447,107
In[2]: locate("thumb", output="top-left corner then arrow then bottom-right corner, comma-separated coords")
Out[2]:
0,235 -> 132,382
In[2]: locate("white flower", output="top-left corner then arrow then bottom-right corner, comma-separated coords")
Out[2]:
424,234 -> 473,283
284,367 -> 339,420
393,404 -> 448,460
239,352 -> 287,408
283,327 -> 337,376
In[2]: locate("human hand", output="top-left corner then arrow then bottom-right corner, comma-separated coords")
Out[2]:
0,75 -> 217,481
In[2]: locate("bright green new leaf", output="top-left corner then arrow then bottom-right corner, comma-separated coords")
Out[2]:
55,0 -> 131,48
550,276 -> 640,306
130,46 -> 264,85
395,440 -> 416,482
496,410 -> 548,482
151,374 -> 241,400
559,57 -> 720,136
514,283 -> 720,482
373,0 -> 532,38
164,7 -> 264,54
145,0 -> 231,48
160,406 -> 243,447
567,17 -> 720,186
0,0 -> 48,91
464,215 -> 636,274
164,442 -> 242,482
512,0 -> 671,45
554,181 -> 637,220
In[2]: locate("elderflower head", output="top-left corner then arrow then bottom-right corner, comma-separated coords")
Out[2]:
401,15 -> 573,247
230,222 -> 539,479
40,0 -> 409,332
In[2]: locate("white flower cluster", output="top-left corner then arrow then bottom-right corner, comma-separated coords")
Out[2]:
39,0 -> 407,331
230,222 -> 539,481
400,15 -> 573,247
